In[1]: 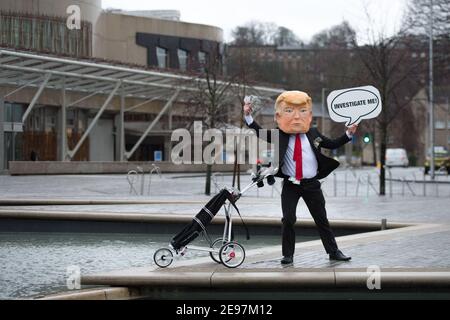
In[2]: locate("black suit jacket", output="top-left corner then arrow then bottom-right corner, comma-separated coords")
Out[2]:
248,121 -> 351,180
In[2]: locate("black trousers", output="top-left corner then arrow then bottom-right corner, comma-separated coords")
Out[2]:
281,178 -> 338,257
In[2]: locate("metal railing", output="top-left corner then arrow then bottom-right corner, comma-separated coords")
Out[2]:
207,167 -> 449,199
322,167 -> 450,198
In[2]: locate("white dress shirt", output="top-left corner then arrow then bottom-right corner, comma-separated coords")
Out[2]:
283,133 -> 318,178
245,114 -> 317,178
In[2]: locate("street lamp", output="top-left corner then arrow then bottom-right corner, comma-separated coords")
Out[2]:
321,88 -> 328,136
429,0 -> 435,179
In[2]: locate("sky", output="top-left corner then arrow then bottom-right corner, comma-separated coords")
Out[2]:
101,0 -> 409,44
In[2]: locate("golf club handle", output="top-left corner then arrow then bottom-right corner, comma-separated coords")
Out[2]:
231,166 -> 278,196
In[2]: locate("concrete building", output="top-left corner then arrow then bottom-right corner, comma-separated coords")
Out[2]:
0,1 -> 281,172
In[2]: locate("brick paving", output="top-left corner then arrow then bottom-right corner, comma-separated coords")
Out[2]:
244,228 -> 450,269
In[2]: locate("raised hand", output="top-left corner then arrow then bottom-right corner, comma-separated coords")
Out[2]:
346,124 -> 358,135
243,102 -> 253,116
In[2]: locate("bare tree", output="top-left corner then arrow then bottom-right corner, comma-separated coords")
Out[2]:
273,26 -> 303,47
186,46 -> 234,195
231,21 -> 302,47
227,46 -> 262,190
310,21 -> 357,49
403,0 -> 450,85
352,20 -> 427,194
404,0 -> 449,36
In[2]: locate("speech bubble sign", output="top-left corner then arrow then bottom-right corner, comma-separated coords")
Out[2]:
327,86 -> 382,126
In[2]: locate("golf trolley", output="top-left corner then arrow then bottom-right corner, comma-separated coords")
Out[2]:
153,165 -> 277,268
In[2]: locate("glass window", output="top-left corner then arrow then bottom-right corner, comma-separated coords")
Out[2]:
0,13 -> 91,57
156,47 -> 168,68
198,51 -> 208,71
178,49 -> 188,71
436,121 -> 446,129
198,51 -> 207,65
67,110 -> 75,126
12,104 -> 24,122
34,115 -> 41,131
5,103 -> 12,122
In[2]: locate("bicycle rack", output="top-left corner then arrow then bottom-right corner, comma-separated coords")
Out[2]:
148,164 -> 162,196
127,170 -> 139,195
127,164 -> 162,196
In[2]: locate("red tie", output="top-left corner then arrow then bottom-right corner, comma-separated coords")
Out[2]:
293,134 -> 303,181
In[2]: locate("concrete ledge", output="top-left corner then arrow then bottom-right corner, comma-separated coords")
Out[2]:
0,209 -> 411,230
37,287 -> 140,300
0,199 -> 205,205
9,161 -> 251,175
82,271 -> 213,287
80,268 -> 450,290
39,268 -> 450,299
211,269 -> 335,288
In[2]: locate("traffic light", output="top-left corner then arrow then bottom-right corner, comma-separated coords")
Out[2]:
363,133 -> 371,144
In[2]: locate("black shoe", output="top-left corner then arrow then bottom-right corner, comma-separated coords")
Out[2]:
281,256 -> 293,265
329,250 -> 351,261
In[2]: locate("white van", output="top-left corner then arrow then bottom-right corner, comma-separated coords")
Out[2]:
385,148 -> 409,167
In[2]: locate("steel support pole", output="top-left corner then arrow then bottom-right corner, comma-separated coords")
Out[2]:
0,97 -> 4,170
59,78 -> 67,161
67,81 -> 121,160
119,86 -> 125,161
125,90 -> 179,160
21,73 -> 51,123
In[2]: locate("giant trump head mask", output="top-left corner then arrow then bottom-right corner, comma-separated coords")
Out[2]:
275,91 -> 313,134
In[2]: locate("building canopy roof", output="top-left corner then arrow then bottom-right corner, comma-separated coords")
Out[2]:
0,49 -> 283,102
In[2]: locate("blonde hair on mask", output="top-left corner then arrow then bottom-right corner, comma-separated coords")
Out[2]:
274,91 -> 312,120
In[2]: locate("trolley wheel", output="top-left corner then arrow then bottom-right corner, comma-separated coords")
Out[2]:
153,248 -> 174,268
210,238 -> 226,263
219,241 -> 246,268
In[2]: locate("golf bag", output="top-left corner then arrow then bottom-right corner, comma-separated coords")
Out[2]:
170,188 -> 248,251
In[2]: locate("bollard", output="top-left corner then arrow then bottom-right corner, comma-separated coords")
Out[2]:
423,172 -> 426,197
333,172 -> 337,197
436,180 -> 439,197
355,176 -> 361,196
387,167 -> 392,198
366,174 -> 370,197
401,178 -> 405,196
344,171 -> 348,197
381,218 -> 387,230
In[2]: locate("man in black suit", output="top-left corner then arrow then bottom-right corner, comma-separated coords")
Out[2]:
244,91 -> 357,265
